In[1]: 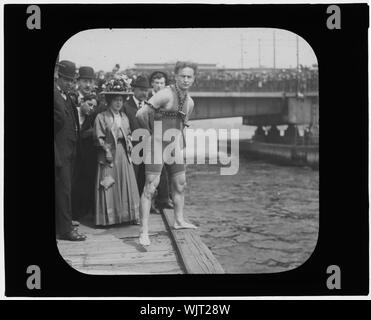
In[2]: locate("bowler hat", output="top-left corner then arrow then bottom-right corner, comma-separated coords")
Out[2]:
57,60 -> 76,80
78,66 -> 95,80
149,71 -> 168,84
131,75 -> 151,89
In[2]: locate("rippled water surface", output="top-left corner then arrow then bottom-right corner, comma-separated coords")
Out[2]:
183,155 -> 319,273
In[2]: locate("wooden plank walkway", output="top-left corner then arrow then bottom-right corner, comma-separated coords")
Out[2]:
57,211 -> 224,275
57,214 -> 184,274
163,210 -> 225,274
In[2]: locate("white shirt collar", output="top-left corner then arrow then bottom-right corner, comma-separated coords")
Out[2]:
56,85 -> 67,100
75,91 -> 84,105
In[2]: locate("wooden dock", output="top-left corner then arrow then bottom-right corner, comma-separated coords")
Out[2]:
57,211 -> 224,275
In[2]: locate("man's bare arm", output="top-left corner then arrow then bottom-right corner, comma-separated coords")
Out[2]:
148,87 -> 171,109
136,103 -> 153,132
136,88 -> 171,132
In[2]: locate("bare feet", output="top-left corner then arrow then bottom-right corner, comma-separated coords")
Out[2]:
132,219 -> 140,225
139,232 -> 151,246
174,221 -> 198,230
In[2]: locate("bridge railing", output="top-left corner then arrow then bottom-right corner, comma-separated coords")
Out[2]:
190,79 -> 318,93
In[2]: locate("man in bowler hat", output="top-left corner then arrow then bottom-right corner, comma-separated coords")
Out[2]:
54,60 -> 86,241
122,75 -> 151,201
72,66 -> 99,221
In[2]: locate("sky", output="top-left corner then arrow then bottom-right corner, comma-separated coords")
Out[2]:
59,28 -> 317,72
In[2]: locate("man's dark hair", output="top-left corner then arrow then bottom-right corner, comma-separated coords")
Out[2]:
151,72 -> 166,82
174,61 -> 198,75
105,94 -> 122,105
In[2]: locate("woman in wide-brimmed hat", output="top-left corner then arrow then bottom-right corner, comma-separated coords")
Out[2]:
93,79 -> 139,226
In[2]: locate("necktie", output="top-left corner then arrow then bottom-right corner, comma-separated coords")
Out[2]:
58,88 -> 67,100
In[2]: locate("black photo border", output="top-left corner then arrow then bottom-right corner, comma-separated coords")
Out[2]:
3,3 -> 369,297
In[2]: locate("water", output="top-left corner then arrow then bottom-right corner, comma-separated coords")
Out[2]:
183,154 -> 319,274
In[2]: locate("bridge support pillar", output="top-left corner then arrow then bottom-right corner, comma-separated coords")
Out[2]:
252,125 -> 266,142
266,125 -> 281,143
304,124 -> 319,145
283,124 -> 300,145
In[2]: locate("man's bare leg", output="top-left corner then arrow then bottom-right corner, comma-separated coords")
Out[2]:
171,173 -> 197,229
139,174 -> 160,246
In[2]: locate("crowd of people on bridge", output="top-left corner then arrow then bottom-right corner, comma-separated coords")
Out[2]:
191,66 -> 318,92
93,64 -> 318,94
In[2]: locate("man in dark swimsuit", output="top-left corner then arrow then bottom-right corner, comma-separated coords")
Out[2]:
136,62 -> 198,246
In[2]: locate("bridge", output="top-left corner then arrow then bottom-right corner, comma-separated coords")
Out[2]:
188,91 -> 319,144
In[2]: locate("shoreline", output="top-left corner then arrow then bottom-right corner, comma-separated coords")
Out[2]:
239,140 -> 319,169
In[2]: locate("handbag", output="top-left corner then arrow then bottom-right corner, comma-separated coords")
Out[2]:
100,165 -> 115,190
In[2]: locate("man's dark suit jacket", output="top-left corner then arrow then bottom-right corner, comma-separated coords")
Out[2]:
122,96 -> 142,138
54,83 -> 79,234
122,96 -> 145,194
71,97 -> 101,218
54,83 -> 78,167
75,96 -> 100,176
54,89 -> 65,169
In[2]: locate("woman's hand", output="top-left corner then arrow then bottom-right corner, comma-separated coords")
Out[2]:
105,149 -> 113,163
127,139 -> 133,154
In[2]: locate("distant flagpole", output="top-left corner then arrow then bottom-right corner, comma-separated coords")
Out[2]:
258,38 -> 261,68
296,35 -> 300,95
240,34 -> 244,69
273,31 -> 276,69
296,35 -> 299,71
